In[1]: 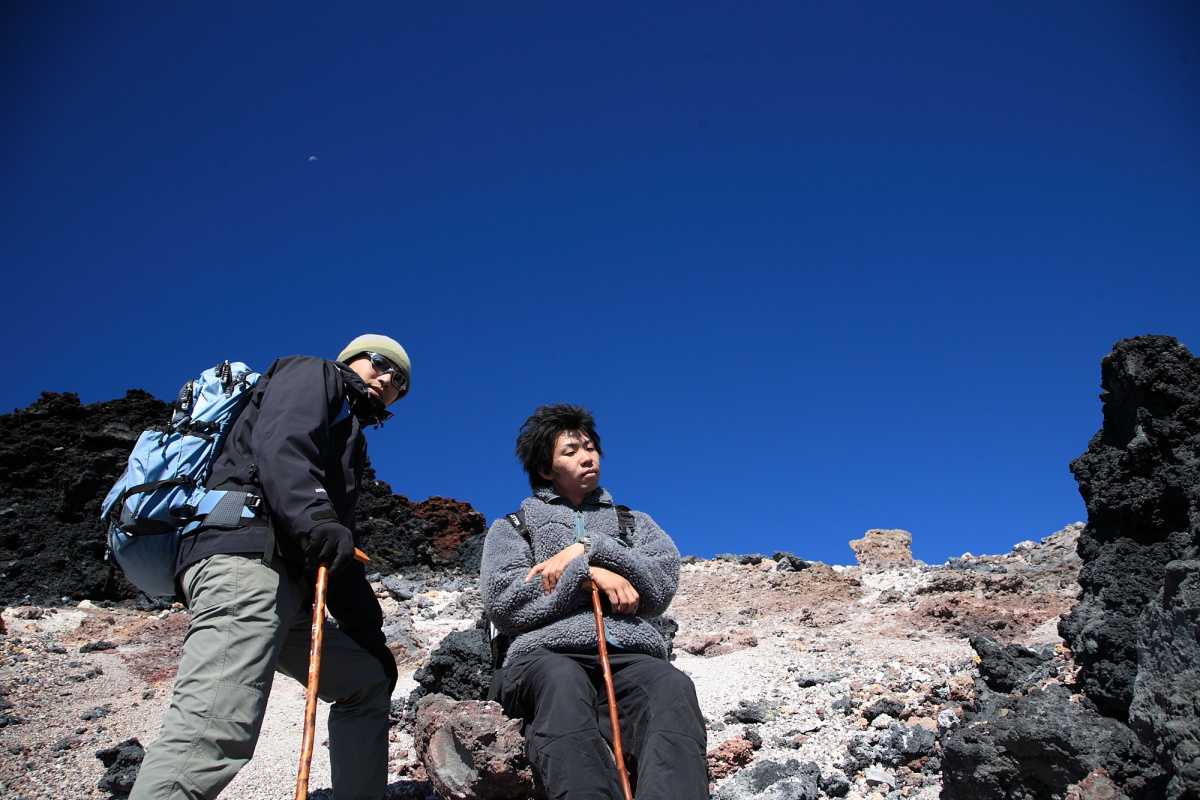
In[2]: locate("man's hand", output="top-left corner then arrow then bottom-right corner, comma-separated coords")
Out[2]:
525,542 -> 586,594
305,523 -> 356,576
589,566 -> 639,614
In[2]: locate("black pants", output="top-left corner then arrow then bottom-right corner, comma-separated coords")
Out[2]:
496,649 -> 709,800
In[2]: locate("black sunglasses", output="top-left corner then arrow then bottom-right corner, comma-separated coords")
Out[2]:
367,352 -> 409,399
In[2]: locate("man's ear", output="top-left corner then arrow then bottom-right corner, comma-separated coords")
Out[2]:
538,466 -> 555,482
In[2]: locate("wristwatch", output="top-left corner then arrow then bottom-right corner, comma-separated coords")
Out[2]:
578,536 -> 592,551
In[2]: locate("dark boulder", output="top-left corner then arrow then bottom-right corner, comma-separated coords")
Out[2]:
95,737 -> 144,796
969,635 -> 1057,694
0,391 -> 167,605
354,470 -> 433,570
1127,559 -> 1200,800
1061,335 -> 1200,721
1057,335 -> 1200,798
843,723 -> 935,774
941,684 -> 1165,800
943,335 -> 1199,800
413,626 -> 493,702
862,698 -> 904,723
457,533 -> 486,574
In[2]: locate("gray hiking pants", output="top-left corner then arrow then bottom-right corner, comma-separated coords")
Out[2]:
130,553 -> 390,800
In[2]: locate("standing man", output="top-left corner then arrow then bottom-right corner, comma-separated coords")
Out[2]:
131,334 -> 410,800
481,404 -> 708,800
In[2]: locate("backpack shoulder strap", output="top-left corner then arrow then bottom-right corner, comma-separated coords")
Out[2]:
505,509 -> 530,545
614,504 -> 636,545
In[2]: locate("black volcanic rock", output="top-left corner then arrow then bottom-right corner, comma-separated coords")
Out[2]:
0,390 -> 168,605
1127,559 -> 1200,800
355,469 -> 434,570
941,685 -> 1165,800
1059,336 -> 1200,798
1061,335 -> 1200,721
944,336 -> 1199,800
411,626 -> 493,702
969,635 -> 1056,694
95,737 -> 144,796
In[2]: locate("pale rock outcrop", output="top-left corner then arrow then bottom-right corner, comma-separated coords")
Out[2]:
848,529 -> 914,570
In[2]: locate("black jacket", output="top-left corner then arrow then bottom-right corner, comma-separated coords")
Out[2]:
175,355 -> 394,681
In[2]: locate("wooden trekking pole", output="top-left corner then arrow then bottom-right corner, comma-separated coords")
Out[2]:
295,547 -> 369,800
581,577 -> 634,800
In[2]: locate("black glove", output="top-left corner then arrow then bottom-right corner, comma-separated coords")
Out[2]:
305,522 -> 356,576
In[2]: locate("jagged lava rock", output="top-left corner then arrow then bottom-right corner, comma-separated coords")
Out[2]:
1128,559 -> 1200,800
94,737 -> 145,796
0,391 -> 167,605
947,336 -> 1198,800
1060,335 -> 1200,798
412,626 -> 494,702
1062,335 -> 1200,720
969,635 -> 1057,694
941,684 -> 1165,800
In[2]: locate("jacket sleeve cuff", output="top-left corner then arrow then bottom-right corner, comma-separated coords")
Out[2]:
586,532 -> 628,571
561,550 -> 593,592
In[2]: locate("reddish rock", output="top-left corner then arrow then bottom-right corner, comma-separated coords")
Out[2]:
707,735 -> 756,780
910,595 -> 1062,642
1063,768 -> 1122,800
411,496 -> 488,566
413,693 -> 533,800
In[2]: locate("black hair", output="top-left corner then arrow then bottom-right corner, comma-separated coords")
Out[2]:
515,404 -> 603,490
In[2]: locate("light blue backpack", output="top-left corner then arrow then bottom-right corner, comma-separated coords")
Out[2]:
102,361 -> 263,596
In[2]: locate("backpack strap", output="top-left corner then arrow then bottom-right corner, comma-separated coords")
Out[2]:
505,509 -> 531,545
614,504 -> 635,546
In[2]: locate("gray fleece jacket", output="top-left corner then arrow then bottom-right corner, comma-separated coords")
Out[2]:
480,486 -> 681,666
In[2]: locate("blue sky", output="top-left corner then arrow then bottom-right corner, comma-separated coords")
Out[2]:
2,2 -> 1197,565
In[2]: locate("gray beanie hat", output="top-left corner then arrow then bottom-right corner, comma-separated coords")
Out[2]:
337,334 -> 411,378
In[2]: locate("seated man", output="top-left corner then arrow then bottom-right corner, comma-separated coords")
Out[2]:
481,404 -> 708,799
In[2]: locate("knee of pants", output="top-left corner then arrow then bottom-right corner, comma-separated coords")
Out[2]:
632,666 -> 706,737
324,659 -> 392,717
504,653 -> 597,724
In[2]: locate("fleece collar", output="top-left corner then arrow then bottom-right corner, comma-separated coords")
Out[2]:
533,484 -> 612,508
